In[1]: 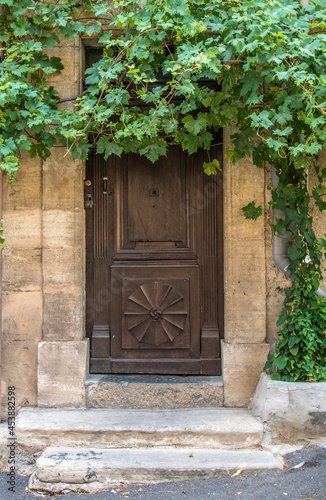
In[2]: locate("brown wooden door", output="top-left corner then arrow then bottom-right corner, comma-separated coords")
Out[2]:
86,134 -> 223,374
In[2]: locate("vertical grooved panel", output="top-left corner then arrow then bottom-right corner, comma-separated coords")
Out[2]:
200,143 -> 223,328
94,155 -> 109,258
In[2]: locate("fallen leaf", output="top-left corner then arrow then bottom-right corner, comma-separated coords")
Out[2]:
117,488 -> 123,492
182,491 -> 187,494
111,490 -> 117,494
291,461 -> 305,470
122,493 -> 130,496
283,463 -> 289,468
231,468 -> 244,477
138,488 -> 143,491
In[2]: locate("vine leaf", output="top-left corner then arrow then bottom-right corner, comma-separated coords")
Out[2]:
203,159 -> 220,176
275,356 -> 288,370
289,246 -> 300,262
241,202 -> 262,221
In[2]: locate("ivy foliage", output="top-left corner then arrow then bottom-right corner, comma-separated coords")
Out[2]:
1,0 -> 326,379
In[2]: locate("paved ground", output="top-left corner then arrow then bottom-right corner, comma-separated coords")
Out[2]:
0,445 -> 325,500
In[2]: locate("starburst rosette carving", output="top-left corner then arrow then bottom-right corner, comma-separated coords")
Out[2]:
125,281 -> 187,346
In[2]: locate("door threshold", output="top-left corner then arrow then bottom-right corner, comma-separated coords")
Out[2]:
85,374 -> 224,409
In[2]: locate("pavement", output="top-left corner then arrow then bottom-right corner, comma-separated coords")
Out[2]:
0,445 -> 325,500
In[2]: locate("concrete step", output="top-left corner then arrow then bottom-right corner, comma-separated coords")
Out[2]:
29,446 -> 283,494
16,407 -> 263,452
85,374 -> 224,409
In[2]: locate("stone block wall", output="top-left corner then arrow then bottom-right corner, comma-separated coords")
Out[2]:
1,35 -> 88,413
222,127 -> 269,407
1,154 -> 43,414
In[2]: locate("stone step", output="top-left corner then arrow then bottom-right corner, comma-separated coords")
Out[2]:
85,374 -> 224,409
29,446 -> 283,494
16,407 -> 263,452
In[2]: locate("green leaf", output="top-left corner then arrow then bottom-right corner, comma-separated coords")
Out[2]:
241,202 -> 262,221
203,159 -> 220,176
96,137 -> 123,159
182,134 -> 199,155
288,335 -> 299,348
289,345 -> 299,356
275,356 -> 288,370
138,140 -> 167,163
276,314 -> 287,327
71,141 -> 91,161
289,246 -> 300,261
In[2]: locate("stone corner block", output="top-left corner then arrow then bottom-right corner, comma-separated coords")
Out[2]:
222,341 -> 270,408
38,340 -> 89,408
250,373 -> 326,443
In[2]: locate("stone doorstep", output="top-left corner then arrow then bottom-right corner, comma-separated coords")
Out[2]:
29,446 -> 283,494
85,374 -> 224,409
16,407 -> 263,452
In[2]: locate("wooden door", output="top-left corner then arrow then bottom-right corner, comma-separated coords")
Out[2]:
86,134 -> 223,374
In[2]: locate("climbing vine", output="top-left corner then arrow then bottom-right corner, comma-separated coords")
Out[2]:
1,0 -> 326,380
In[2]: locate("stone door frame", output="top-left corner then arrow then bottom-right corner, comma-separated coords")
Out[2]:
34,38 -> 269,408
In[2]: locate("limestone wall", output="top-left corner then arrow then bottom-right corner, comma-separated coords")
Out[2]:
1,35 -> 88,413
1,154 -> 43,414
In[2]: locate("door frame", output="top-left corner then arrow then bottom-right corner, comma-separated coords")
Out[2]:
85,137 -> 224,375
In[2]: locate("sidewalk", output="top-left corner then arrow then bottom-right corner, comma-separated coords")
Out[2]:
0,445 -> 325,500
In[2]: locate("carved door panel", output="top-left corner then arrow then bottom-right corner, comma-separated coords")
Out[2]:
86,134 -> 223,374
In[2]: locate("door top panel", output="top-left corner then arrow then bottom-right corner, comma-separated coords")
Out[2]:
123,148 -> 187,247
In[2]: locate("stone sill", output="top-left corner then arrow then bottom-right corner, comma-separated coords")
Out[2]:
85,374 -> 223,385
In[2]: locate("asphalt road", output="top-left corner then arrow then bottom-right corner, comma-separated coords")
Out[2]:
0,445 -> 325,500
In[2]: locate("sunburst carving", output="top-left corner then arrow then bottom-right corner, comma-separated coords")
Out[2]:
125,281 -> 187,346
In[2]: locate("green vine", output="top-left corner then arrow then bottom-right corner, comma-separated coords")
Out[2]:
1,0 -> 326,379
